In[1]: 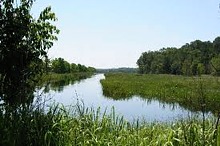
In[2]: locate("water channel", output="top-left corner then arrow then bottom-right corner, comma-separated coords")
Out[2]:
39,74 -> 209,122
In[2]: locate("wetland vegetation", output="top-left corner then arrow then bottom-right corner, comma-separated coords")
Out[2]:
1,0 -> 220,145
1,101 -> 219,146
101,73 -> 220,114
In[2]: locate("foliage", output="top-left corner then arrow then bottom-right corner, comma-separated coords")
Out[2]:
0,0 -> 59,106
137,38 -> 220,75
101,73 -> 220,114
0,102 -> 219,146
97,67 -> 138,73
0,103 -> 72,146
211,55 -> 220,75
51,58 -> 70,74
50,57 -> 96,74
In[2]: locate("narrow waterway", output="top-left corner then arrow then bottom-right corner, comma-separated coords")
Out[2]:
39,74 -> 209,122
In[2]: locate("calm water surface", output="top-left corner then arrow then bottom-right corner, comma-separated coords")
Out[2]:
41,74 -> 207,122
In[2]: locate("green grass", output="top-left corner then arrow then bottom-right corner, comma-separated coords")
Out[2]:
1,73 -> 220,145
100,73 -> 220,114
0,102 -> 219,146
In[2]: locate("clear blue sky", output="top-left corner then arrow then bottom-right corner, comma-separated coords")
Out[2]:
32,0 -> 220,68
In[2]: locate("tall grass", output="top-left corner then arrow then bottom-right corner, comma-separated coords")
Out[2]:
42,72 -> 94,81
100,73 -> 220,114
69,106 -> 219,145
1,100 -> 219,145
0,103 -> 72,146
1,73 -> 220,145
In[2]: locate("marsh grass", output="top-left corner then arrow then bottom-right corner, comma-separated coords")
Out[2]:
101,73 -> 220,114
42,72 -> 94,81
0,100 -> 220,145
1,73 -> 220,145
0,103 -> 72,146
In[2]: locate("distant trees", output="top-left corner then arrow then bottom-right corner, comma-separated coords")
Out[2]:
96,68 -> 138,73
211,55 -> 220,75
50,57 -> 96,74
51,58 -> 70,73
137,37 -> 220,76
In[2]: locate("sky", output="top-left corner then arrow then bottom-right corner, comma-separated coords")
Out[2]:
32,0 -> 220,68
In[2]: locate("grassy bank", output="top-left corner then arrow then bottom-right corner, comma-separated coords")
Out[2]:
40,72 -> 94,83
0,103 -> 219,145
2,73 -> 220,145
100,73 -> 220,114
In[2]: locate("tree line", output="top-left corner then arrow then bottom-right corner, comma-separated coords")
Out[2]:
49,57 -> 96,74
137,37 -> 220,76
97,67 -> 138,73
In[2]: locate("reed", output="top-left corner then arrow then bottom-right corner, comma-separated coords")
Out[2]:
101,73 -> 220,114
0,101 -> 219,145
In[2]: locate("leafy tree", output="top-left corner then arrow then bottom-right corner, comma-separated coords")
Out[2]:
70,63 -> 79,73
198,63 -> 205,75
63,60 -> 71,73
190,60 -> 199,75
211,55 -> 220,75
78,64 -> 88,72
51,58 -> 70,74
87,67 -> 96,72
0,0 -> 59,106
137,52 -> 154,74
171,61 -> 182,75
213,37 -> 220,55
182,59 -> 192,76
137,37 -> 220,76
137,55 -> 145,74
50,57 -> 96,74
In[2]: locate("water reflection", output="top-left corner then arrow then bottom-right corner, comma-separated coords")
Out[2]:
102,83 -> 216,116
142,98 -> 179,111
40,74 -> 92,93
39,74 -> 212,122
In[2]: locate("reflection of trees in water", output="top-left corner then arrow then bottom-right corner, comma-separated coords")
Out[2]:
102,87 -> 220,116
41,74 -> 93,93
50,80 -> 66,92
